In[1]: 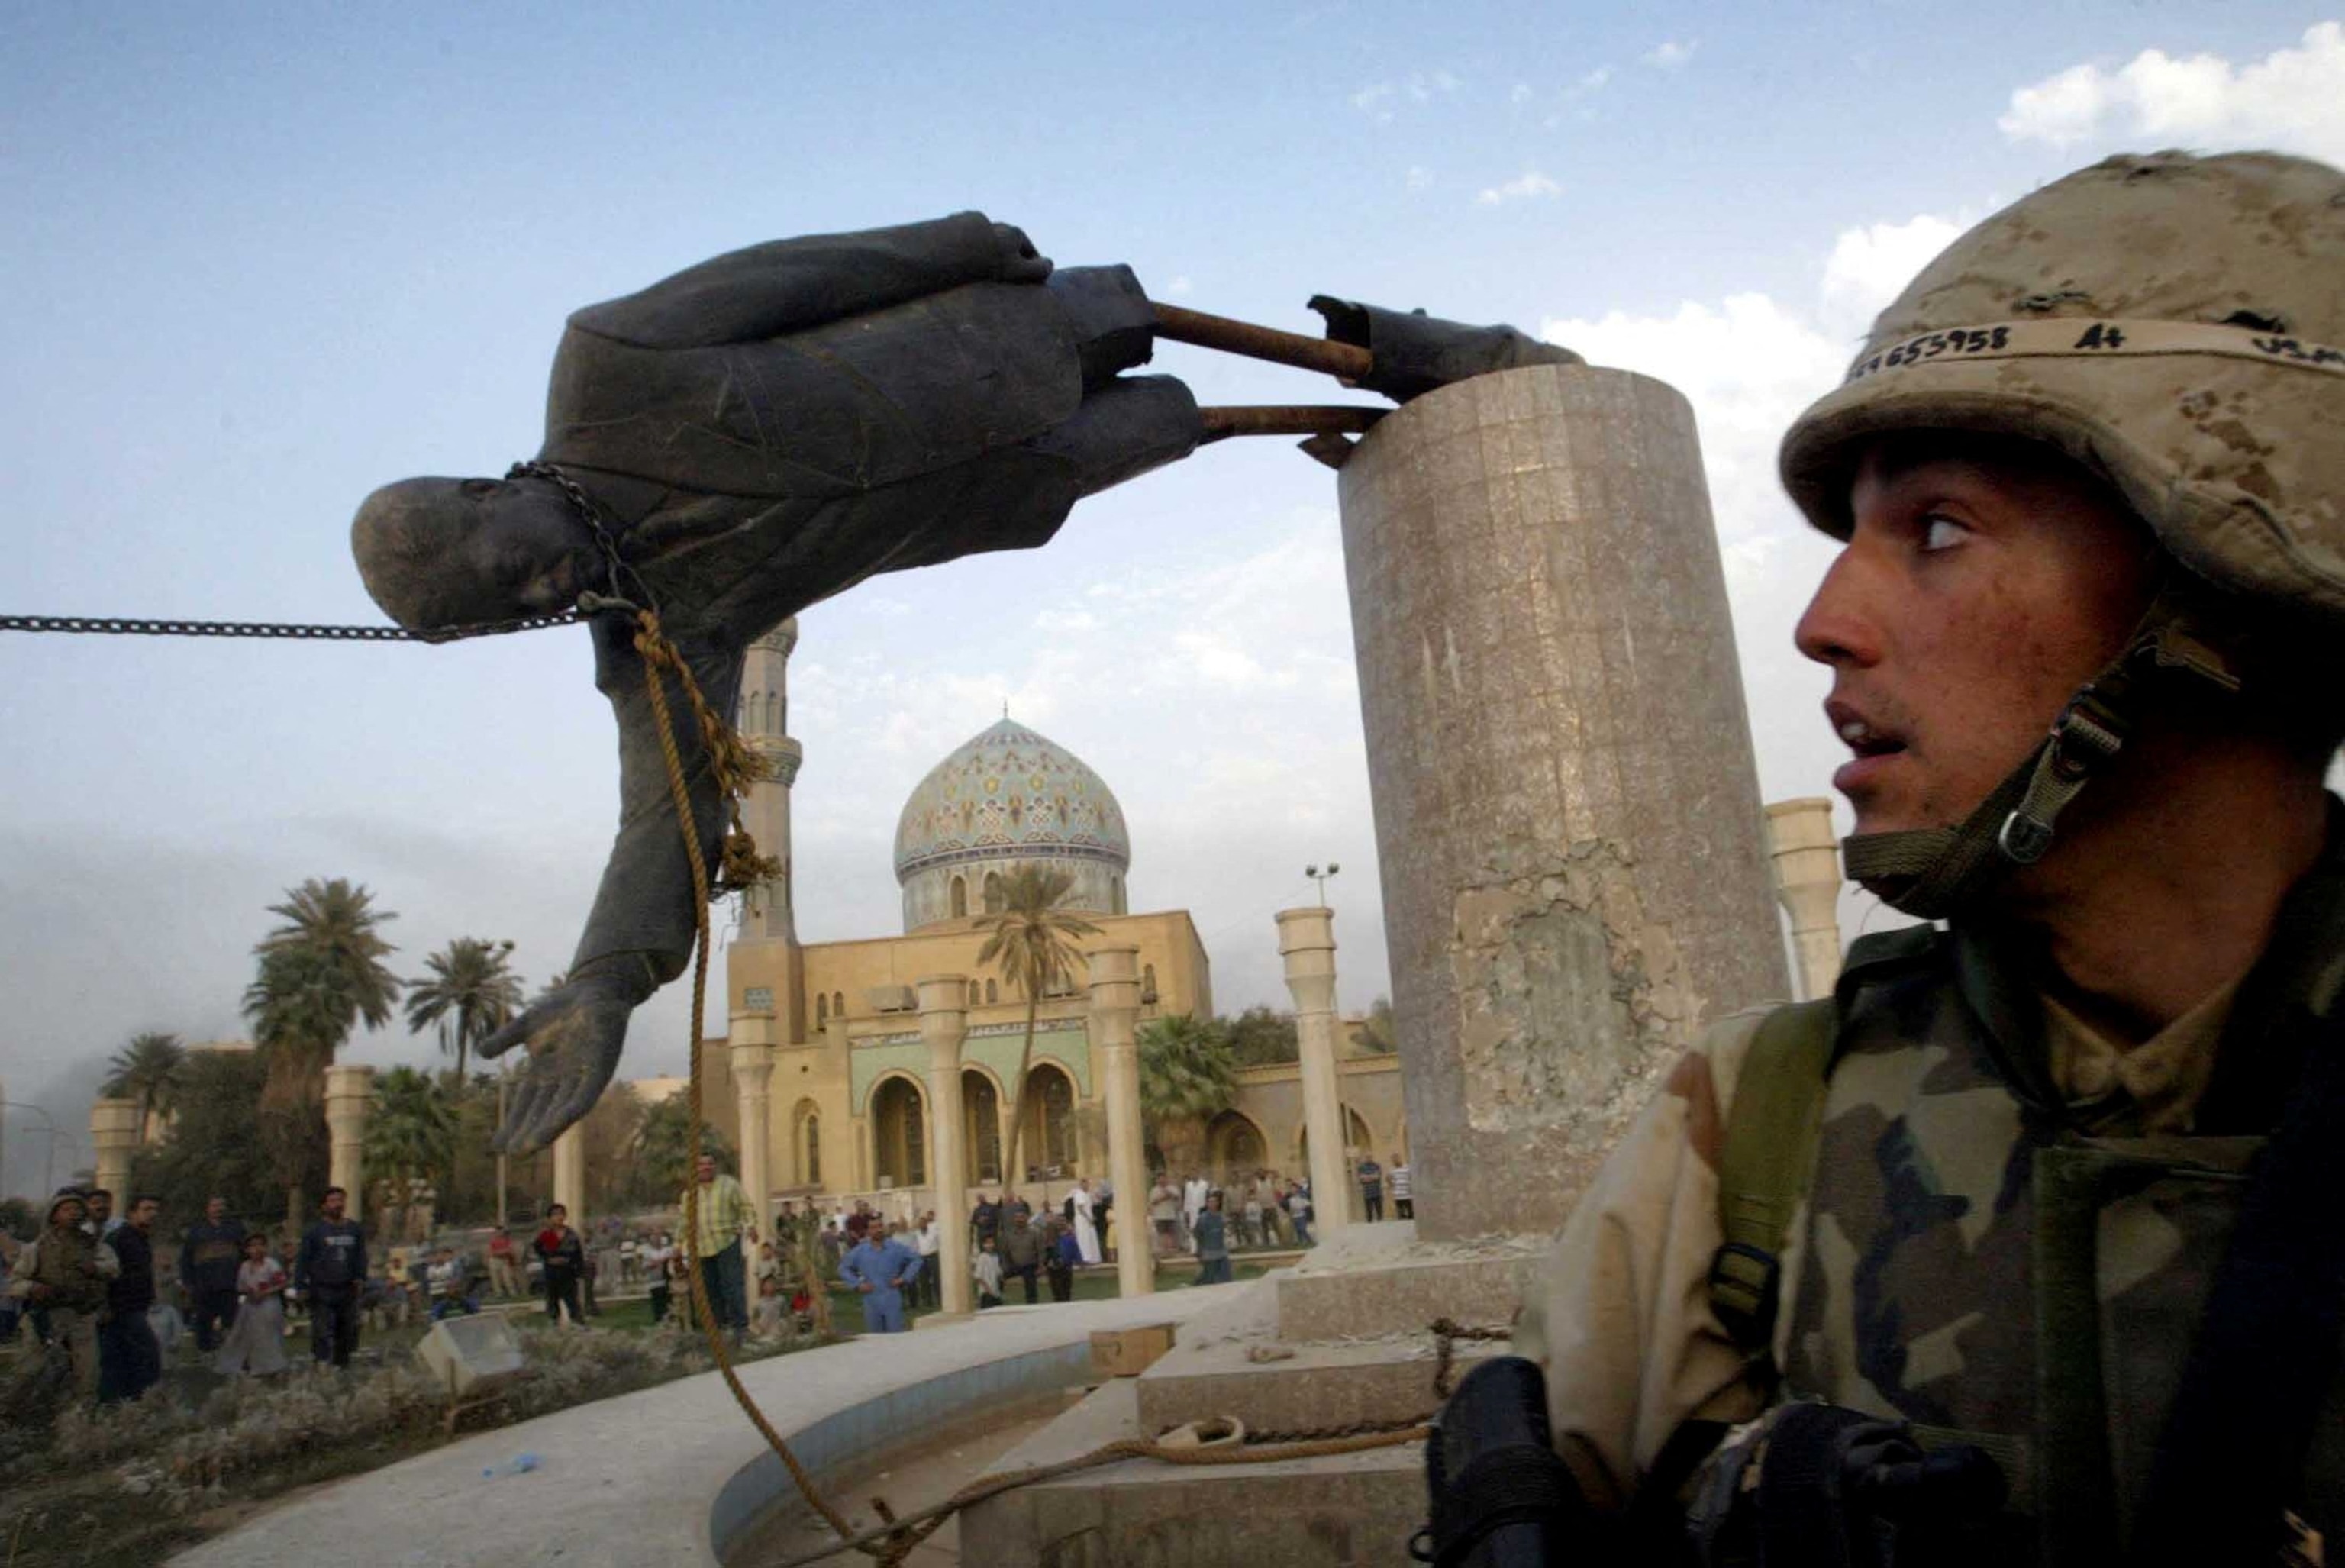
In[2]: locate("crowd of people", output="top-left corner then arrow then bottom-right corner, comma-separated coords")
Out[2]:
0,1148 -> 1420,1402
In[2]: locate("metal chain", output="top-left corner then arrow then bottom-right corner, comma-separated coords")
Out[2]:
2,463 -> 639,647
0,610 -> 581,642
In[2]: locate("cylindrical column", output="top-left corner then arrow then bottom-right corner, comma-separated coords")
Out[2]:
918,976 -> 973,1315
553,1124 -> 587,1231
1278,908 -> 1353,1237
1338,364 -> 1789,1239
321,1065 -> 374,1223
1766,798 -> 1845,1002
89,1097 -> 141,1209
1089,945 -> 1151,1298
730,1010 -> 779,1241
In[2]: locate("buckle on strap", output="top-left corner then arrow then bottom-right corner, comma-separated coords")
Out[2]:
1708,1241 -> 1782,1349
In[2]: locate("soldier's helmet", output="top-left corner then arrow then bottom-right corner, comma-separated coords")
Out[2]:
1780,150 -> 2345,624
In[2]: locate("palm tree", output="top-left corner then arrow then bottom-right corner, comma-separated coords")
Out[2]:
241,877 -> 402,1226
1137,1013 -> 1240,1132
1349,997 -> 1398,1056
102,1031 -> 188,1139
630,1095 -> 733,1202
973,866 -> 1101,1185
364,1065 -> 457,1240
405,937 -> 523,1082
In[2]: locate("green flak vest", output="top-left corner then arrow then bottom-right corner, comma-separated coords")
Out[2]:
1716,918 -> 2345,1563
30,1224 -> 106,1313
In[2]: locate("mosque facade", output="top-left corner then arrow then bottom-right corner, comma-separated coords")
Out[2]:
698,621 -> 1408,1225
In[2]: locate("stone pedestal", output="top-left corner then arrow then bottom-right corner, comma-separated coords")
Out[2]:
729,1012 -> 779,1238
1088,945 -> 1151,1299
918,976 -> 973,1315
1337,363 -> 1789,1239
89,1097 -> 140,1208
553,1124 -> 587,1229
1766,797 -> 1845,1002
1278,908 -> 1353,1234
322,1065 -> 374,1222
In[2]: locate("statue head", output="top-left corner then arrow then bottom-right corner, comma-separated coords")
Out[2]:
352,474 -> 602,633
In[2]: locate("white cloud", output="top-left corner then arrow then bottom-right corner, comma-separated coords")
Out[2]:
1643,39 -> 1695,69
1406,165 -> 1433,192
1476,169 -> 1563,206
1510,82 -> 1534,105
1817,212 -> 1967,339
1350,82 -> 1396,123
1577,65 -> 1614,92
1164,274 -> 1194,297
1998,21 -> 2345,163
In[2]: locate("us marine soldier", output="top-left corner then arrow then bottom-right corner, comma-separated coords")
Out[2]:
1503,151 -> 2345,1565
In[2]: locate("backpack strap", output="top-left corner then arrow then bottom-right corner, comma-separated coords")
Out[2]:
1708,998 -> 1839,1355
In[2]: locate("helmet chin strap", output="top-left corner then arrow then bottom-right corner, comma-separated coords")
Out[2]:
1841,587 -> 2240,921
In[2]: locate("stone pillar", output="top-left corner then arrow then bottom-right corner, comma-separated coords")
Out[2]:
1088,945 -> 1151,1298
1278,908 -> 1354,1237
321,1065 -> 374,1223
1337,364 -> 1789,1240
918,976 -> 973,1315
89,1098 -> 140,1209
553,1124 -> 587,1231
1766,798 -> 1845,1002
731,1010 -> 779,1240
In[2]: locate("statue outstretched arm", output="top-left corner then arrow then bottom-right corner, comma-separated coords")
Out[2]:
481,615 -> 742,1151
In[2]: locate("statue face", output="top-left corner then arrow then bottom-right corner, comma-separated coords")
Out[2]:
353,476 -> 600,631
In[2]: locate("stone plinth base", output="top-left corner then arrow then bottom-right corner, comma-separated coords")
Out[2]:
961,1224 -> 1550,1566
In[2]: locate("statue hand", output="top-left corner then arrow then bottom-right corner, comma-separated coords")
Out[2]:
482,964 -> 647,1153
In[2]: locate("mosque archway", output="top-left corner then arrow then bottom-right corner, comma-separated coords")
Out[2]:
1016,1062 -> 1078,1179
869,1074 -> 927,1189
1205,1109 -> 1267,1186
790,1097 -> 821,1187
950,876 -> 967,918
963,1067 -> 1003,1185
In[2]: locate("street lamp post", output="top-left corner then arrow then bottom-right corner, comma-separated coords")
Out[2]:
1304,863 -> 1341,908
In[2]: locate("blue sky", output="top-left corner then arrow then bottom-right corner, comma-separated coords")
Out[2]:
5,3 -> 2341,1193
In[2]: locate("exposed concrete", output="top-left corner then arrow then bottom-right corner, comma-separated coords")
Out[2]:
1274,1224 -> 1540,1344
321,1066 -> 373,1221
964,1377 -> 1426,1568
1279,905 -> 1355,1235
1337,363 -> 1789,1238
169,1285 -> 1250,1568
1766,796 -> 1844,1002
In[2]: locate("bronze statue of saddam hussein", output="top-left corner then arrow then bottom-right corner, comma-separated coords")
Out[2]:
350,210 -> 1577,1151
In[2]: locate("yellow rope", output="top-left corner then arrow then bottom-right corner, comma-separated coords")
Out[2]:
630,607 -> 1432,1567
631,610 -> 873,1557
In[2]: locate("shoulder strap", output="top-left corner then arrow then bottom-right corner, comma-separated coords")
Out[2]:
1708,998 -> 1840,1353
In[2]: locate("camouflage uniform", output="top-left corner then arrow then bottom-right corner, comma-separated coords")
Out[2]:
1521,150 -> 2345,1562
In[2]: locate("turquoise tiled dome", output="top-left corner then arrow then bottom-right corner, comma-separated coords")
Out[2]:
894,719 -> 1131,886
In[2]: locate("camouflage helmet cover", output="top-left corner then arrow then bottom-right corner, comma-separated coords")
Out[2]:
1780,150 -> 2345,621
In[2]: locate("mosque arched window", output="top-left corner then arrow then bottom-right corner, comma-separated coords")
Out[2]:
872,1076 -> 926,1187
816,994 -> 829,1025
950,876 -> 967,918
969,979 -> 981,1008
1142,963 -> 1158,1002
1041,1071 -> 1076,1167
1111,876 -> 1126,915
805,1115 -> 820,1186
767,693 -> 782,734
833,991 -> 846,1018
982,873 -> 1006,915
985,979 -> 998,1004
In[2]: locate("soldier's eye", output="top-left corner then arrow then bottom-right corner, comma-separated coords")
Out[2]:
1919,514 -> 1971,553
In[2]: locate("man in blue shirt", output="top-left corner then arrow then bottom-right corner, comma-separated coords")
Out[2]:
839,1226 -> 923,1334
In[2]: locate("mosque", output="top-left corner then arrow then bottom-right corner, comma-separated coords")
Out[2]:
687,620 -> 1410,1225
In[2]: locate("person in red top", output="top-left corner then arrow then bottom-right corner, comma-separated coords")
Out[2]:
531,1205 -> 585,1326
485,1227 -> 521,1299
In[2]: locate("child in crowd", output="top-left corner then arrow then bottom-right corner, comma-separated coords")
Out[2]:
974,1235 -> 1004,1309
217,1233 -> 289,1376
751,1276 -> 788,1340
